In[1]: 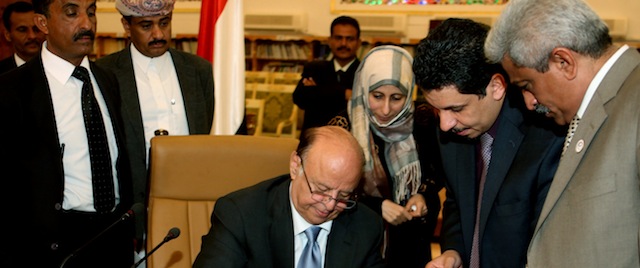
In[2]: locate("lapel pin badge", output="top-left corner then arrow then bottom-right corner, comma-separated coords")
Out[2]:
575,139 -> 585,153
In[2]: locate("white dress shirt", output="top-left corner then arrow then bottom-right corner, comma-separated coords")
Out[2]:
333,58 -> 356,72
130,44 -> 189,164
43,41 -> 120,212
13,53 -> 26,67
290,185 -> 333,268
576,45 -> 629,118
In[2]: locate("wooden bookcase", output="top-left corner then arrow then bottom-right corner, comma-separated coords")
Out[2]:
92,33 -> 423,71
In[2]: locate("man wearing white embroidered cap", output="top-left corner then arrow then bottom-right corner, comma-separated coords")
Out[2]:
96,0 -> 215,244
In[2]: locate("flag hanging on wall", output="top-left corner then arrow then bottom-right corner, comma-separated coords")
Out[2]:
197,0 -> 245,135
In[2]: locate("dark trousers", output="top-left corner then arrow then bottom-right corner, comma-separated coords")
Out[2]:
53,206 -> 134,268
385,217 -> 436,268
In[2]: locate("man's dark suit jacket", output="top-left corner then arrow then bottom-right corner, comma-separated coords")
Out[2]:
193,175 -> 385,268
438,92 -> 564,268
0,56 -> 134,266
293,59 -> 359,133
0,55 -> 17,75
96,47 -> 214,205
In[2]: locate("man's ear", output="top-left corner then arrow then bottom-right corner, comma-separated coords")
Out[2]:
121,17 -> 131,37
289,151 -> 300,179
34,14 -> 48,35
550,47 -> 577,80
4,29 -> 11,42
488,73 -> 507,101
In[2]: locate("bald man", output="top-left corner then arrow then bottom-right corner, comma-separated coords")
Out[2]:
194,126 -> 385,268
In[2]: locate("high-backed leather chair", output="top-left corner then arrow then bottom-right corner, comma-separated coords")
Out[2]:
145,135 -> 299,268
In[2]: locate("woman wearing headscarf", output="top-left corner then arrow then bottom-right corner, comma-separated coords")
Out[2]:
328,45 -> 444,267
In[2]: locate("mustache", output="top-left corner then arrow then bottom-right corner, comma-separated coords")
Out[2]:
73,30 -> 95,41
24,40 -> 40,46
148,39 -> 167,46
337,46 -> 351,51
534,103 -> 551,114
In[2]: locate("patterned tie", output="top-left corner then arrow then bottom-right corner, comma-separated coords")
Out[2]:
72,66 -> 115,214
563,115 -> 580,155
298,226 -> 322,268
469,133 -> 493,268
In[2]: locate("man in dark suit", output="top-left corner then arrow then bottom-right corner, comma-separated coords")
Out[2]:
0,1 -> 45,74
486,0 -> 640,266
0,0 -> 134,266
412,19 -> 564,268
293,16 -> 361,133
193,126 -> 385,268
96,0 -> 214,217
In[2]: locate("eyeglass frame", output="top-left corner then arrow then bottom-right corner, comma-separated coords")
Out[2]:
299,157 -> 357,210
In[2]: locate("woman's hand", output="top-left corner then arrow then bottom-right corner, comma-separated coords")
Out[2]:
405,194 -> 428,218
381,199 -> 413,225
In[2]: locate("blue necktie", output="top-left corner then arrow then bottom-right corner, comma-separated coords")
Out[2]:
298,226 -> 322,268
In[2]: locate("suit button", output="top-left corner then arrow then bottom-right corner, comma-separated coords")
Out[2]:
51,243 -> 59,250
54,203 -> 62,210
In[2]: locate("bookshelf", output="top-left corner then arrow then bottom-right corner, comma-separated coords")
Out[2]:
93,33 -> 127,59
174,34 -> 199,54
93,33 -> 423,71
92,34 -> 199,59
244,35 -> 320,72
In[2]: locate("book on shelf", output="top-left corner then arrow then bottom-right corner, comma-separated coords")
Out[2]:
100,38 -> 126,56
261,62 -> 304,73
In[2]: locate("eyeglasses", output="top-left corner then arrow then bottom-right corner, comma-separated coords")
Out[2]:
299,158 -> 357,210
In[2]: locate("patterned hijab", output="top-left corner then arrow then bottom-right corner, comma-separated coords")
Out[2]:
348,45 -> 421,204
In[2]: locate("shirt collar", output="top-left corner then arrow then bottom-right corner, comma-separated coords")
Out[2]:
14,53 -> 26,67
576,45 -> 629,118
334,58 -> 356,72
289,183 -> 332,236
130,43 -> 170,74
41,41 -> 91,84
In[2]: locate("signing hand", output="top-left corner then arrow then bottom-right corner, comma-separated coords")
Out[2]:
381,199 -> 413,226
425,250 -> 462,268
405,194 -> 428,218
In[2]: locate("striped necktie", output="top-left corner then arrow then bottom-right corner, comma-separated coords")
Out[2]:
469,133 -> 493,268
563,116 -> 580,155
298,226 -> 322,268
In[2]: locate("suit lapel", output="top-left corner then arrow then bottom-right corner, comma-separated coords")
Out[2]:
170,49 -> 205,134
114,47 -> 145,146
440,134 -> 476,254
269,180 -> 295,268
325,210 -> 355,268
535,49 -> 640,232
29,56 -> 63,166
479,98 -> 525,235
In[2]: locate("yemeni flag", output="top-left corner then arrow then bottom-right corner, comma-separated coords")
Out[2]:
197,0 -> 245,135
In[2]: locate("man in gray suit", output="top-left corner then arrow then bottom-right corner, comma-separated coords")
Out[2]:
485,0 -> 640,266
96,0 -> 214,214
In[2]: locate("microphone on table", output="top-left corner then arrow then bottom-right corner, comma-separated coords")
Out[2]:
131,227 -> 181,268
59,203 -> 145,268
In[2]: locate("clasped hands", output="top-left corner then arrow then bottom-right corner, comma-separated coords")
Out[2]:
381,194 -> 428,226
301,77 -> 352,101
